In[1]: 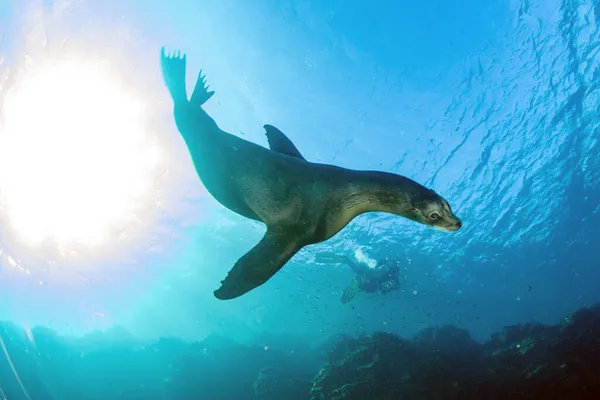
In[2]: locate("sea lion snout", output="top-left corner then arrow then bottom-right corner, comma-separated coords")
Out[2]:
445,217 -> 462,232
430,214 -> 462,232
437,208 -> 462,232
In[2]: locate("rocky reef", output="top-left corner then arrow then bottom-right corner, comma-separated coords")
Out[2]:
310,304 -> 600,400
1,304 -> 599,399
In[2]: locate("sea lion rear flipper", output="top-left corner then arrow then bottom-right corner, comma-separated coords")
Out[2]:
340,277 -> 360,303
190,69 -> 215,106
263,125 -> 307,160
214,230 -> 302,300
160,47 -> 188,104
160,47 -> 215,107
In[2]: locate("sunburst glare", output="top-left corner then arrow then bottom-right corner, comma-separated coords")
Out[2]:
0,57 -> 163,249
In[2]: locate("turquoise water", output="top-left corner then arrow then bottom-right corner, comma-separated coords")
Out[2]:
0,0 -> 599,398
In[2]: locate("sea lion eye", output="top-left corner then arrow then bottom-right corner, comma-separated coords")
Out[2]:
429,212 -> 440,221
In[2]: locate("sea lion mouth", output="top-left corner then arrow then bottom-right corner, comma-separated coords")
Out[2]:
434,223 -> 462,232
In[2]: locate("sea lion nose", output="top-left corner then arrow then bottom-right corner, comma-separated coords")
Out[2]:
456,220 -> 462,229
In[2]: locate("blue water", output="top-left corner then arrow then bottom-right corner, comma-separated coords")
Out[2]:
0,0 -> 599,398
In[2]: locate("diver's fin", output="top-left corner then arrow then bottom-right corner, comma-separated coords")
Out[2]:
190,68 -> 215,106
263,124 -> 306,160
214,229 -> 303,300
340,277 -> 360,304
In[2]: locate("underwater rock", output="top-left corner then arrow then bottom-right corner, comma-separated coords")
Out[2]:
309,303 -> 600,400
0,322 -> 189,399
1,303 -> 599,399
309,331 -> 474,400
168,334 -> 319,400
0,322 -> 54,399
253,364 -> 314,400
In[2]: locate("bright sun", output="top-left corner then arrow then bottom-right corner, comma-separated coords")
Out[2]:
0,58 -> 162,248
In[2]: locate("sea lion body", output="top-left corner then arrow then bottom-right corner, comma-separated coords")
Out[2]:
175,104 -> 404,243
160,48 -> 462,300
179,118 -> 346,239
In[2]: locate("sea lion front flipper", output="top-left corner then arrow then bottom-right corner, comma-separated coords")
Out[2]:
340,277 -> 360,304
214,229 -> 302,300
263,124 -> 306,160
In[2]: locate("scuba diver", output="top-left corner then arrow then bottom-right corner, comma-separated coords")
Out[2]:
315,251 -> 402,303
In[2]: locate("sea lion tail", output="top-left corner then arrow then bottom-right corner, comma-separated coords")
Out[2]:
160,47 -> 188,104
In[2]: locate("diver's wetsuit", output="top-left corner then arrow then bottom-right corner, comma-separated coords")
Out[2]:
340,259 -> 401,303
349,260 -> 400,292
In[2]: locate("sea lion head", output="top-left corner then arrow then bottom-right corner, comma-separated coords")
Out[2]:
407,190 -> 462,232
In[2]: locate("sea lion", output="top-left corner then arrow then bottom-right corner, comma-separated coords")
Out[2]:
160,48 -> 462,300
